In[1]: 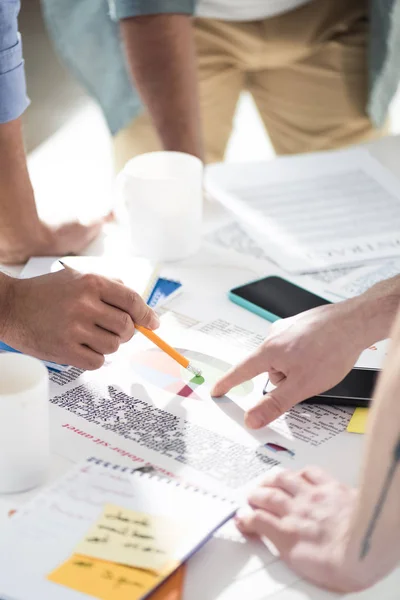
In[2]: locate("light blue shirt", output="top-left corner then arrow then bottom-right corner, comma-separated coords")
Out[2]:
0,0 -> 29,123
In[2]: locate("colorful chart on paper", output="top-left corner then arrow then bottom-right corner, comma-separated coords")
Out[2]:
131,349 -> 254,400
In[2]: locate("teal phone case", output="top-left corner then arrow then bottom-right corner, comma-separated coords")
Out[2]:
228,291 -> 281,323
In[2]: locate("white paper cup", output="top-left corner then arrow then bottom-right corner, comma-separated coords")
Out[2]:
0,354 -> 49,494
118,151 -> 203,261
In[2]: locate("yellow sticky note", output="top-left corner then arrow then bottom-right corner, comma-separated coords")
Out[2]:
75,505 -> 183,572
347,407 -> 369,434
48,554 -> 182,600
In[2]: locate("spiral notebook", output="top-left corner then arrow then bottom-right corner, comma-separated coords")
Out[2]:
0,458 -> 237,600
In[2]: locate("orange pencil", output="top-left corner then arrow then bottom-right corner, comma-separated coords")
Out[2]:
135,325 -> 202,377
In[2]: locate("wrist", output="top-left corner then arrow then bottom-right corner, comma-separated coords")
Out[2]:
322,297 -> 383,358
0,221 -> 54,264
347,290 -> 400,348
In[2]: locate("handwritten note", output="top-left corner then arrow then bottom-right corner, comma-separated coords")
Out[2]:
48,554 -> 184,600
347,408 -> 369,434
75,504 -> 184,572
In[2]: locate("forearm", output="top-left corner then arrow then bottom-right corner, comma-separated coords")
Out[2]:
0,119 -> 51,263
343,308 -> 400,586
120,14 -> 202,158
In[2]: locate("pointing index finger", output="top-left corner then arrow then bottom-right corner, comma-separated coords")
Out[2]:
211,349 -> 270,397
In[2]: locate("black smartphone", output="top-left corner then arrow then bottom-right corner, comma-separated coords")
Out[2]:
263,367 -> 380,408
304,367 -> 380,407
229,275 -> 331,321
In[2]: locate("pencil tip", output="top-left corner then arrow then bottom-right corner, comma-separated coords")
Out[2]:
188,363 -> 202,377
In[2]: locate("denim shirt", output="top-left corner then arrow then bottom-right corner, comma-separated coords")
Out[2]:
37,0 -> 400,135
0,0 -> 29,123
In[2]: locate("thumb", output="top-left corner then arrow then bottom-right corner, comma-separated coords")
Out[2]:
112,280 -> 160,330
245,380 -> 297,429
132,299 -> 160,331
103,211 -> 116,223
83,218 -> 104,239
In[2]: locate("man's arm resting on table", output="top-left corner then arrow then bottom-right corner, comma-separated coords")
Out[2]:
0,1 -> 106,263
0,0 -> 49,262
120,14 -> 202,158
233,305 -> 400,593
341,308 -> 400,588
0,119 -> 54,263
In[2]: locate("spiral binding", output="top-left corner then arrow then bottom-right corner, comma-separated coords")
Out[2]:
86,456 -> 236,506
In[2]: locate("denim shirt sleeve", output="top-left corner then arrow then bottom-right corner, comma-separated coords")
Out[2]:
0,0 -> 29,123
108,0 -> 196,20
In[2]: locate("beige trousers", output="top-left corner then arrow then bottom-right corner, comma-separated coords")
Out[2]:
114,0 -> 386,170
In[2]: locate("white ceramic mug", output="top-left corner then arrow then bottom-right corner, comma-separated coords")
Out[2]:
117,151 -> 203,262
0,354 -> 50,494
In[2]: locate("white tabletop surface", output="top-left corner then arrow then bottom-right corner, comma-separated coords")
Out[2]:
1,134 -> 400,599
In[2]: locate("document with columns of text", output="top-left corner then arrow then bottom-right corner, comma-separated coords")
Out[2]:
206,148 -> 400,273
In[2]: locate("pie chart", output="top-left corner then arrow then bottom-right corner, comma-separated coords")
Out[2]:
131,348 -> 254,401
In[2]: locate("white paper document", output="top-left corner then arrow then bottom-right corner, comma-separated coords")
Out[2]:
46,325 -> 367,494
331,258 -> 400,299
206,148 -> 400,272
205,219 -> 362,293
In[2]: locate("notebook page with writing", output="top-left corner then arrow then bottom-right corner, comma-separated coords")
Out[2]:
0,458 -> 236,600
206,148 -> 400,273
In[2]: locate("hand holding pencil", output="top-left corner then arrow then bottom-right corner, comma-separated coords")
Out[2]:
58,261 -> 201,376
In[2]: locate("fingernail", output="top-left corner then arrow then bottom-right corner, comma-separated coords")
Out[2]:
245,411 -> 265,429
150,313 -> 160,329
211,384 -> 222,397
234,507 -> 252,530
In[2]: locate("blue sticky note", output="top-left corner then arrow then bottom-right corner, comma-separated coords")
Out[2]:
147,278 -> 182,308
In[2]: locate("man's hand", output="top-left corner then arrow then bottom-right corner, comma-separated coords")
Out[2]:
0,268 -> 159,370
212,301 -> 368,428
237,304 -> 400,594
0,215 -> 112,265
40,216 -> 112,258
236,468 -> 363,593
0,119 -> 110,264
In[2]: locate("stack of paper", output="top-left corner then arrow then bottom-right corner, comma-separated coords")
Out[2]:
206,147 -> 400,273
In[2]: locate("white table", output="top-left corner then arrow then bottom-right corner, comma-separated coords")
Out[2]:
2,134 -> 400,599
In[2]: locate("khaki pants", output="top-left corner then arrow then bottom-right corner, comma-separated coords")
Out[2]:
114,0 -> 386,170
